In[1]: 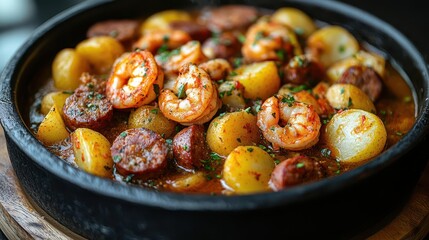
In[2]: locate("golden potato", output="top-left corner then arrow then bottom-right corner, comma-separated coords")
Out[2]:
40,91 -> 72,115
52,48 -> 90,90
207,110 -> 260,156
271,7 -> 317,38
326,83 -> 376,113
231,61 -> 281,100
326,50 -> 386,83
76,36 -> 124,74
307,26 -> 359,67
218,80 -> 246,110
140,10 -> 191,33
71,128 -> 113,178
36,104 -> 69,145
166,172 -> 207,192
128,105 -> 177,138
324,109 -> 387,163
223,146 -> 275,194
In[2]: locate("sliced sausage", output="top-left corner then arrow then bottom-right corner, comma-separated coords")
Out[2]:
169,21 -> 211,43
87,19 -> 139,44
202,32 -> 241,59
338,65 -> 383,101
284,56 -> 325,85
269,155 -> 324,191
173,124 -> 210,170
63,73 -> 113,131
111,128 -> 168,177
202,5 -> 259,32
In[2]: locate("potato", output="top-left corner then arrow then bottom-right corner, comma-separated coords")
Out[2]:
324,109 -> 387,163
307,26 -> 359,67
326,83 -> 376,113
271,7 -> 317,38
218,80 -> 246,110
128,105 -> 177,138
52,48 -> 90,90
223,146 -> 275,194
76,36 -> 124,74
71,128 -> 113,177
207,110 -> 260,156
40,91 -> 72,115
140,10 -> 191,33
231,61 -> 281,100
326,50 -> 386,83
167,172 -> 206,192
36,104 -> 69,145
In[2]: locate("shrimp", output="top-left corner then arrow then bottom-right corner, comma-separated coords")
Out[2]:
106,50 -> 159,109
155,40 -> 208,74
278,83 -> 335,117
257,95 -> 321,150
158,63 -> 221,125
198,58 -> 232,81
242,21 -> 301,62
132,29 -> 192,54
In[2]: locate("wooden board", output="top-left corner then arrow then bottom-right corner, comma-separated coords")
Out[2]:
1,125 -> 429,240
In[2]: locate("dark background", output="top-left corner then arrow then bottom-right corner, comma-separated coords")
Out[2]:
0,0 -> 427,239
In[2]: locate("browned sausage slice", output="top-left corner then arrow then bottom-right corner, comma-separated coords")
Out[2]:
202,5 -> 259,32
63,73 -> 113,131
338,65 -> 383,101
173,125 -> 209,170
284,56 -> 325,85
169,21 -> 211,43
202,32 -> 241,59
87,19 -> 139,43
269,155 -> 324,191
111,128 -> 168,177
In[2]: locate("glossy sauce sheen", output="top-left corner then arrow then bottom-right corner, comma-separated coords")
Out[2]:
27,6 -> 415,195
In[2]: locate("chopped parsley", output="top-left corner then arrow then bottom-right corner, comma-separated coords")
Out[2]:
177,83 -> 187,99
124,174 -> 134,183
281,95 -> 295,106
275,49 -> 285,61
321,148 -> 331,158
296,162 -> 305,168
289,84 -> 308,93
153,84 -> 160,97
237,33 -> 246,44
253,31 -> 264,45
348,97 -> 353,107
113,155 -> 122,163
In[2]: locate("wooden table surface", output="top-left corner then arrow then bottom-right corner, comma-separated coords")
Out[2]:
1,125 -> 429,239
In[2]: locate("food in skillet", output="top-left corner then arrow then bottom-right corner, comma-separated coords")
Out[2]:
30,5 -> 415,195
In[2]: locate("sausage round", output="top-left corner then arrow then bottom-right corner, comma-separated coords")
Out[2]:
284,56 -> 325,85
173,124 -> 210,170
202,5 -> 259,32
338,65 -> 383,101
169,21 -> 211,43
202,32 -> 241,59
87,19 -> 139,43
111,128 -> 168,177
269,155 -> 324,191
62,73 -> 113,131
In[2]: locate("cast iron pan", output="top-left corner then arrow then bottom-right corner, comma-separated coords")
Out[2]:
1,0 -> 428,239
